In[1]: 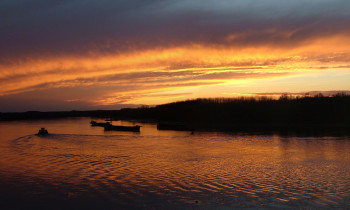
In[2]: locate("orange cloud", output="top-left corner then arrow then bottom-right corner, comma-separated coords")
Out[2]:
0,34 -> 350,108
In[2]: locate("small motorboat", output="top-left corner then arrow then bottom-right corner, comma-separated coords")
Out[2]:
90,121 -> 111,127
104,124 -> 141,132
37,128 -> 48,135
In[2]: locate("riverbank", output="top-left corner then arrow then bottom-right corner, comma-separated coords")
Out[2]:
1,95 -> 350,135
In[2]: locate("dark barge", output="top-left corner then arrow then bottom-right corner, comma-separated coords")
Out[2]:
90,121 -> 111,127
157,122 -> 194,132
104,124 -> 141,132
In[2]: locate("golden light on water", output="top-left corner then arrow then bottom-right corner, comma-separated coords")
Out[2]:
1,118 -> 350,208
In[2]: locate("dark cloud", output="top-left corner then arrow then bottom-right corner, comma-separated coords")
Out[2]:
0,94 -> 138,112
1,0 -> 350,60
1,0 -> 350,111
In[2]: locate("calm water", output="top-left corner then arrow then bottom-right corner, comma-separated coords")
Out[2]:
0,118 -> 349,209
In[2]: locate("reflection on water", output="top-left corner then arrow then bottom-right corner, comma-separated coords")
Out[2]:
0,118 -> 350,209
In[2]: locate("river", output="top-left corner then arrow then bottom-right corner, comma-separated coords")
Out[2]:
0,117 -> 349,209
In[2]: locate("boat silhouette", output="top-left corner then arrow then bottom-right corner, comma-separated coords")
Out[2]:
104,124 -> 141,132
157,122 -> 194,131
90,121 -> 111,127
37,128 -> 48,135
91,121 -> 141,132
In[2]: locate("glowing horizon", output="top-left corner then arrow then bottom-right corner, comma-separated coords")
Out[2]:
1,0 -> 350,111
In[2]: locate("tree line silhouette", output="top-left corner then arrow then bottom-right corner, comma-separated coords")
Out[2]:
115,93 -> 350,124
1,94 -> 350,132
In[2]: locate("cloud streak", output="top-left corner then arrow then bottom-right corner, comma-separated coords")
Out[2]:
1,0 -> 350,60
1,0 -> 350,111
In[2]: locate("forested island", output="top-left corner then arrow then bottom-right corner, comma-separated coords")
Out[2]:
1,94 -> 350,133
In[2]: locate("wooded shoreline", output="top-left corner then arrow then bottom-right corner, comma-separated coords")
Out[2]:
1,95 -> 350,134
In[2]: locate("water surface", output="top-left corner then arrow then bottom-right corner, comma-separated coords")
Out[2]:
0,118 -> 349,209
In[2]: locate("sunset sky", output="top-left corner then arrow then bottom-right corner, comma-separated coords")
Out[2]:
1,0 -> 350,111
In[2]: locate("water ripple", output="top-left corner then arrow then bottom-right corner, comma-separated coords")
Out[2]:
0,131 -> 349,209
